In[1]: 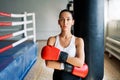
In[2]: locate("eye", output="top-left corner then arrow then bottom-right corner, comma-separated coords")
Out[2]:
67,18 -> 70,21
59,18 -> 64,21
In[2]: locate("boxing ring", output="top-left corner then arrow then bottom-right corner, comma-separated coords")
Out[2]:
0,12 -> 38,80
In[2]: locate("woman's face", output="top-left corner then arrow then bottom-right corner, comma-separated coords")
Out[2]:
58,11 -> 74,32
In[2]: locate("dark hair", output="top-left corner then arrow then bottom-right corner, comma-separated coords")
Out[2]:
59,9 -> 73,19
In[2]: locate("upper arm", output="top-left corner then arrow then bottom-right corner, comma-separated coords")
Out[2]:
75,37 -> 85,63
47,36 -> 56,46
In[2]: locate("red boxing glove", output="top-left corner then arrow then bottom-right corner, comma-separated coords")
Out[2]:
64,63 -> 88,78
41,45 -> 68,62
72,64 -> 88,78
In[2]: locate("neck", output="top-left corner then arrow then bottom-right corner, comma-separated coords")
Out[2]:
60,31 -> 72,39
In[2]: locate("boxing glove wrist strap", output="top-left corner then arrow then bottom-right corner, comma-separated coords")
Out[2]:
64,63 -> 73,72
58,51 -> 68,63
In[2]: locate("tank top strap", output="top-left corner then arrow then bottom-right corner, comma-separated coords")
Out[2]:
55,35 -> 63,50
67,35 -> 75,49
55,35 -> 58,45
71,35 -> 75,44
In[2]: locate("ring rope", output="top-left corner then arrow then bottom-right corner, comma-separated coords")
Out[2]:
0,34 -> 12,40
0,12 -> 36,53
0,12 -> 34,18
0,30 -> 25,40
0,12 -> 11,17
0,20 -> 32,26
0,28 -> 34,40
0,35 -> 34,53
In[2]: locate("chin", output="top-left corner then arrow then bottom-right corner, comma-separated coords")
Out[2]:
63,28 -> 68,30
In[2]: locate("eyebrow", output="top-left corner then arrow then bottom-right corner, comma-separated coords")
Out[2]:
59,16 -> 72,19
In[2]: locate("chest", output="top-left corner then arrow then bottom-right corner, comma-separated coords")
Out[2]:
59,37 -> 71,48
55,36 -> 76,57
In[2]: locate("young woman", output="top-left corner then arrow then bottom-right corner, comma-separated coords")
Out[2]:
45,9 -> 85,80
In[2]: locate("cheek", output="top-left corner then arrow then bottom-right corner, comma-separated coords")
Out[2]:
71,20 -> 74,25
69,21 -> 74,26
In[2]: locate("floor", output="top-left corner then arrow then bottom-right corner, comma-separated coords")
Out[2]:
24,40 -> 120,80
104,52 -> 120,80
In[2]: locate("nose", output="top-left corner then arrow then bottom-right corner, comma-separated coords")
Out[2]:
64,19 -> 67,25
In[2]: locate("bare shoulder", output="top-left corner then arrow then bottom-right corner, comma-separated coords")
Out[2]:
75,36 -> 84,46
47,36 -> 56,46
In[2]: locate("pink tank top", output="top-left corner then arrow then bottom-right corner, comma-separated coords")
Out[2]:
55,35 -> 76,57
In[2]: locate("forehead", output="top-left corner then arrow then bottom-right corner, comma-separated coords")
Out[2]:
59,11 -> 72,18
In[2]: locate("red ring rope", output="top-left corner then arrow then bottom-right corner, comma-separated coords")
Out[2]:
0,12 -> 11,17
0,34 -> 12,40
0,22 -> 12,26
0,45 -> 13,53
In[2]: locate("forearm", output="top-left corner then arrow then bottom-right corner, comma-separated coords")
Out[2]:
66,56 -> 84,67
45,60 -> 63,70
